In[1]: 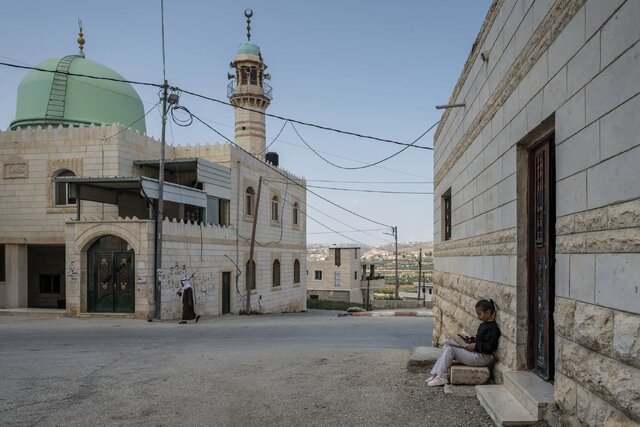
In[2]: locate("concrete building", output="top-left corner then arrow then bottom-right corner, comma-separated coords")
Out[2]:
433,0 -> 639,425
0,14 -> 307,319
307,244 -> 384,306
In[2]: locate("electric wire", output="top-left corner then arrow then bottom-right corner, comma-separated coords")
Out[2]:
179,106 -> 393,229
269,180 -> 433,195
263,180 -> 394,245
258,120 -> 289,155
0,61 -> 435,151
177,87 -> 435,150
290,120 -> 438,170
306,179 -> 433,184
102,100 -> 161,141
0,61 -> 162,88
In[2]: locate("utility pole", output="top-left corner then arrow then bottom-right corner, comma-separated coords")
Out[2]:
394,226 -> 399,300
418,248 -> 422,299
154,80 -> 169,320
247,176 -> 263,313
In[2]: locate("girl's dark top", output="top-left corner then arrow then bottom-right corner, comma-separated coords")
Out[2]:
473,321 -> 501,354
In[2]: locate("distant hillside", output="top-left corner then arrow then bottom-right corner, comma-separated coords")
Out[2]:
307,242 -> 433,261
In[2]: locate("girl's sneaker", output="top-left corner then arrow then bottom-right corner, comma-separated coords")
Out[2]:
427,376 -> 448,387
425,374 -> 437,383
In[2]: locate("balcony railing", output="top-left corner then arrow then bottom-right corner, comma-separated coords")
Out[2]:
227,81 -> 273,100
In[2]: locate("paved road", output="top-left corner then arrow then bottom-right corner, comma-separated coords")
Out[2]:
0,310 -> 494,426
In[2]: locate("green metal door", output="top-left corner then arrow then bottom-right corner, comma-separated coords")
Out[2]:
92,252 -> 134,313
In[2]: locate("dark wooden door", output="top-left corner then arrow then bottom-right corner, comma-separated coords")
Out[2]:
93,252 -> 134,313
528,136 -> 555,380
222,272 -> 231,314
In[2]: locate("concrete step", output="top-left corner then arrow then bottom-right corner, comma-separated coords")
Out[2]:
476,385 -> 538,426
450,365 -> 490,385
504,371 -> 554,419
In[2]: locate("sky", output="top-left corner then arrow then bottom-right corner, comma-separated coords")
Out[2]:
0,0 -> 492,247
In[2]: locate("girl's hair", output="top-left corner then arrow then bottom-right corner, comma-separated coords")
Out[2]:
476,298 -> 497,314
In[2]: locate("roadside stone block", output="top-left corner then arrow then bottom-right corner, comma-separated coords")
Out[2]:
407,346 -> 442,372
449,365 -> 490,385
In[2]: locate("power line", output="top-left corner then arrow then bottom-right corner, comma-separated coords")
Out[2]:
259,120 -> 289,155
0,61 -> 435,151
308,229 -> 388,235
0,61 -> 162,88
262,180 -> 376,247
289,120 -> 438,170
263,180 -> 394,245
177,87 -> 434,150
102,100 -> 161,141
306,179 -> 433,184
179,107 -> 393,229
195,114 -> 430,180
269,180 -> 432,194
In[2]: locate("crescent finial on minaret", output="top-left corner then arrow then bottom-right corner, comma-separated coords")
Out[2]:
245,9 -> 253,41
77,18 -> 85,57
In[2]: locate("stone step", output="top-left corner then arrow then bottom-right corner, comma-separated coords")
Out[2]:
504,371 -> 555,419
450,365 -> 490,385
476,385 -> 538,426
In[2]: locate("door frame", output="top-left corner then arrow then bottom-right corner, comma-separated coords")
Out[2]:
526,135 -> 555,380
515,116 -> 556,374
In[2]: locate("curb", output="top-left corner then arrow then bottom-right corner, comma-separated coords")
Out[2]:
349,310 -> 433,317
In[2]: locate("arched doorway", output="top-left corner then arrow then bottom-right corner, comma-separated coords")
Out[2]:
87,235 -> 134,313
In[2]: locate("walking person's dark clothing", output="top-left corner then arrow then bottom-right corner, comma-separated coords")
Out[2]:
178,277 -> 200,324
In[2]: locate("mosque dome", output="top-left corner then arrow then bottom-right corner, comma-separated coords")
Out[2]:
10,55 -> 146,134
237,42 -> 261,56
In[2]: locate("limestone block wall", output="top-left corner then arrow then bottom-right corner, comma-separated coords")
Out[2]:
64,217 -> 155,319
0,124 -> 158,245
433,1 -> 640,424
307,251 -> 361,292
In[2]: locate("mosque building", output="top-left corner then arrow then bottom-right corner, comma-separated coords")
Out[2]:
0,12 -> 307,318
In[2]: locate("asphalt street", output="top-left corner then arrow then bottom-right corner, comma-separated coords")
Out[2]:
0,310 -> 494,426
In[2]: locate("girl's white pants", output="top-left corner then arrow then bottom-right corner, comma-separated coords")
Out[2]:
431,339 -> 494,380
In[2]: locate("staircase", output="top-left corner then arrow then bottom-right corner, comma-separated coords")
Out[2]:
476,371 -> 554,426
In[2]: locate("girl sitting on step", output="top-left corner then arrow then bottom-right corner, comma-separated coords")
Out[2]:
426,299 -> 501,387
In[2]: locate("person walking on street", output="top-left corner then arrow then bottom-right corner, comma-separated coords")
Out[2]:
177,276 -> 200,324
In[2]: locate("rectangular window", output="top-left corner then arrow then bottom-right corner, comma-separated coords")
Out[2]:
354,271 -> 357,280
334,272 -> 341,287
354,248 -> 358,259
334,248 -> 341,266
219,199 -> 230,226
314,270 -> 322,280
442,188 -> 452,241
0,244 -> 5,281
39,274 -> 61,294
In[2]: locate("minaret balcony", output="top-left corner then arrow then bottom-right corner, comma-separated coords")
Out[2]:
227,81 -> 273,101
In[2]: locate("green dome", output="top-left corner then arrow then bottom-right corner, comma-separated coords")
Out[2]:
10,56 -> 146,134
237,42 -> 261,55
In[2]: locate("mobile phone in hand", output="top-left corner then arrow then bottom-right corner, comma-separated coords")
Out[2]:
457,333 -> 471,343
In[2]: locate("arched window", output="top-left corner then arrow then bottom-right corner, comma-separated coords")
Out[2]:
246,259 -> 256,290
293,202 -> 299,225
294,259 -> 300,284
272,259 -> 280,287
245,187 -> 255,217
271,196 -> 279,221
53,170 -> 77,205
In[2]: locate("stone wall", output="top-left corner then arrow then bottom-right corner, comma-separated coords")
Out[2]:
433,0 -> 640,425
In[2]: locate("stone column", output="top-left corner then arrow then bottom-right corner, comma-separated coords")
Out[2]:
5,244 -> 28,308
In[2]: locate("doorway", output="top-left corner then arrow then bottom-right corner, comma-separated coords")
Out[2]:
527,135 -> 555,381
222,272 -> 231,314
87,236 -> 135,313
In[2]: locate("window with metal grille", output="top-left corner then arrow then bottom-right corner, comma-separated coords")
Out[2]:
39,274 -> 61,294
442,189 -> 452,241
245,187 -> 255,217
53,170 -> 76,205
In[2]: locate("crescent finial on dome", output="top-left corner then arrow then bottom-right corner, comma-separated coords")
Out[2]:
77,18 -> 85,57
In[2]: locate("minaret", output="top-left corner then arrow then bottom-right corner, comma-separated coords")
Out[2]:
228,9 -> 272,156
